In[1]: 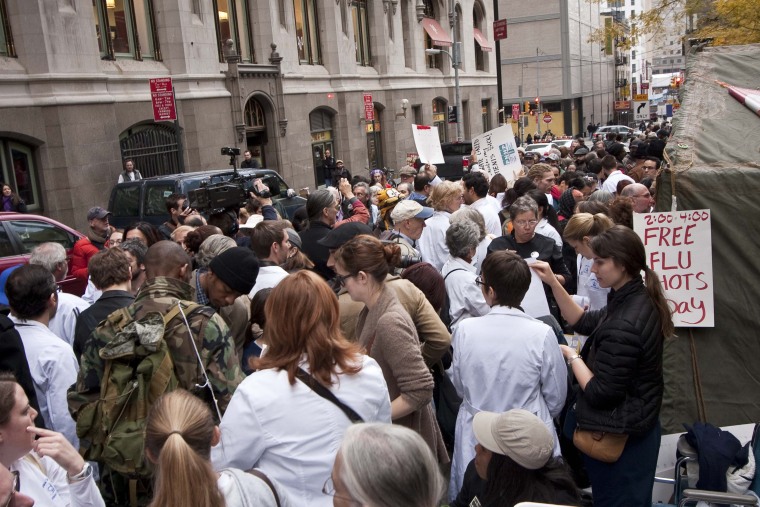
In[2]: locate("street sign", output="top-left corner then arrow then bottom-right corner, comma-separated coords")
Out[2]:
363,93 -> 374,121
542,112 -> 552,124
448,105 -> 457,124
641,82 -> 650,91
511,104 -> 520,121
493,19 -> 508,41
150,77 -> 176,121
614,100 -> 631,111
633,100 -> 649,121
634,93 -> 649,101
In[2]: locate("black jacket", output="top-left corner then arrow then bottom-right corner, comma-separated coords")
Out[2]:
299,220 -> 333,280
73,290 -> 135,361
573,277 -> 663,435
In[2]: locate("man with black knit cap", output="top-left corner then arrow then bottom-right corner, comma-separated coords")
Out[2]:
195,246 -> 259,356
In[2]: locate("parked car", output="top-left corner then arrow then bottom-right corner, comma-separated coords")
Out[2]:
0,212 -> 86,296
108,168 -> 305,229
525,143 -> 557,157
593,125 -> 635,142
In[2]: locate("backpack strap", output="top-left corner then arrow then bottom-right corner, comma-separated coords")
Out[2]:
246,469 -> 281,507
295,368 -> 364,423
443,268 -> 467,282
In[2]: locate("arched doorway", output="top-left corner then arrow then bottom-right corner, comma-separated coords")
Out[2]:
244,96 -> 269,167
310,108 -> 336,188
432,97 -> 448,143
119,123 -> 182,178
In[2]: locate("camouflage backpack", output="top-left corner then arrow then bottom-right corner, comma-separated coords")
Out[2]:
75,301 -> 201,480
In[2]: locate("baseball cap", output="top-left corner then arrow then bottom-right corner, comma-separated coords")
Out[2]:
391,200 -> 434,223
87,206 -> 111,221
336,159 -> 345,165
318,222 -> 373,249
399,165 -> 417,177
472,409 -> 554,470
546,153 -> 560,162
573,147 -> 589,156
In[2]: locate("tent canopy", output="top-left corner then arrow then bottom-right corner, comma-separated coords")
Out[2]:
656,44 -> 760,433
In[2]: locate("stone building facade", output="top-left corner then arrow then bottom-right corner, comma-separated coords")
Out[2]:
0,0 -> 496,229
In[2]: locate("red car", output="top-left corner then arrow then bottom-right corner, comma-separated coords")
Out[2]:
0,212 -> 86,297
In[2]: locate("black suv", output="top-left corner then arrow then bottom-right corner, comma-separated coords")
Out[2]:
437,141 -> 473,180
108,168 -> 305,229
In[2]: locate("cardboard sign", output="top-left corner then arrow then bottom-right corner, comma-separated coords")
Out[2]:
633,210 -> 714,327
411,125 -> 444,164
471,124 -> 522,186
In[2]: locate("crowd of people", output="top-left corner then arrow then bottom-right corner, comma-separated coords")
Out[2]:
0,126 -> 675,507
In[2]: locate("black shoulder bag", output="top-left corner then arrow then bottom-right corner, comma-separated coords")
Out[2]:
295,368 -> 364,423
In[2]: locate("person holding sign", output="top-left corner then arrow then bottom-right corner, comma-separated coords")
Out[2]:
530,225 -> 673,507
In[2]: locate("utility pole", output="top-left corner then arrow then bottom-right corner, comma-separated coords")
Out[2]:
536,47 -> 541,136
493,0 -> 503,126
449,1 -> 462,142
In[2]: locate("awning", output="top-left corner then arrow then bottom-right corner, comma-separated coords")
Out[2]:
421,18 -> 452,47
473,28 -> 493,52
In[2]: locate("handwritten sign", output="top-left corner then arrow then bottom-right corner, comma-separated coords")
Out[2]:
472,124 -> 522,186
633,210 -> 714,327
411,125 -> 444,164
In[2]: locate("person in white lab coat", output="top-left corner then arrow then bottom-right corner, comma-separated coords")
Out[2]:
211,271 -> 391,506
447,251 -> 567,501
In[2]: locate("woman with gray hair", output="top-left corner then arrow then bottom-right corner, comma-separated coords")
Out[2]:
327,423 -> 445,507
487,195 -> 571,320
450,207 -> 493,273
440,222 -> 489,330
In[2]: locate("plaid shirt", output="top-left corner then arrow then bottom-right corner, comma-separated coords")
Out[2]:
195,268 -> 210,306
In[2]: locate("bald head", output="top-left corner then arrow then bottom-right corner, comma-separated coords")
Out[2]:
145,240 -> 191,280
621,183 -> 653,213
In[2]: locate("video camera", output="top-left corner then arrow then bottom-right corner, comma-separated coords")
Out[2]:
187,146 -> 278,214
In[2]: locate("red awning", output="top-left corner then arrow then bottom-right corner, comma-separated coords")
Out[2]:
421,18 -> 453,47
473,28 -> 493,52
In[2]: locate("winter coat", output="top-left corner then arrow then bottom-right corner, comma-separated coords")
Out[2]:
572,277 -> 664,435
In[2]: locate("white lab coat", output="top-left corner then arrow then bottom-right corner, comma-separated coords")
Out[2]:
447,306 -> 567,500
211,355 -> 391,507
441,256 -> 489,331
48,292 -> 90,347
470,198 -> 502,237
418,210 -> 451,271
9,318 -> 79,447
11,453 -> 105,507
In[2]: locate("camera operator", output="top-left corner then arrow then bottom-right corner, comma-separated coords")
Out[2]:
380,200 -> 433,273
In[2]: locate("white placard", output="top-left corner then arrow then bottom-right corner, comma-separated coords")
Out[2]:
633,210 -> 714,327
411,124 -> 444,164
522,258 -> 551,318
472,124 -> 523,186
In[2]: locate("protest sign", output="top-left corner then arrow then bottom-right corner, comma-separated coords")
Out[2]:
522,258 -> 551,318
472,124 -> 522,185
633,210 -> 714,327
411,125 -> 444,164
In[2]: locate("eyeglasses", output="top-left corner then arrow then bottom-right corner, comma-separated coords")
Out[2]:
513,219 -> 538,228
475,275 -> 487,287
3,471 -> 19,507
334,273 -> 356,288
322,476 -> 355,502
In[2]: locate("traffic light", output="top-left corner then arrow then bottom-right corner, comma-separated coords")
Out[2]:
674,76 -> 682,88
535,97 -> 540,106
670,76 -> 677,88
524,101 -> 530,113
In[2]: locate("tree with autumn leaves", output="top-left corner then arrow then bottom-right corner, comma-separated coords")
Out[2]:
589,0 -> 760,49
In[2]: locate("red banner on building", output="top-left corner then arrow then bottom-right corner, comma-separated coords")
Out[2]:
363,93 -> 374,122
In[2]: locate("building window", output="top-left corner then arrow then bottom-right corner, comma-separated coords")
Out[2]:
632,63 -> 636,72
310,109 -> 335,187
473,2 -> 486,71
213,0 -> 255,63
92,0 -> 160,60
401,0 -> 412,68
352,0 -> 371,66
422,0 -> 443,70
294,0 -> 321,65
0,140 -> 40,211
412,104 -> 423,125
0,0 -> 15,57
481,99 -> 490,132
433,98 -> 448,143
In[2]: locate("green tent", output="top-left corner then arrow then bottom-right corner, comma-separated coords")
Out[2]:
656,43 -> 760,433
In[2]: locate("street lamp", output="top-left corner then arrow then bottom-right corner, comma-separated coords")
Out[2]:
426,44 -> 462,142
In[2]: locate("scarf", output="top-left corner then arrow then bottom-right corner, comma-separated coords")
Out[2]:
87,227 -> 110,248
558,189 -> 576,221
